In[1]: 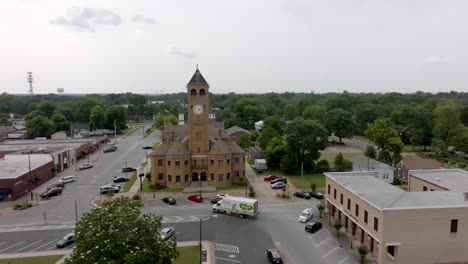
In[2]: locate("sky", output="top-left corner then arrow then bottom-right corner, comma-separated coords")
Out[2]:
1,0 -> 468,95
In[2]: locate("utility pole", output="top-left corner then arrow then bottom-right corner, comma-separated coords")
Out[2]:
142,124 -> 145,138
75,200 -> 78,222
114,119 -> 117,144
28,153 -> 32,195
27,72 -> 34,95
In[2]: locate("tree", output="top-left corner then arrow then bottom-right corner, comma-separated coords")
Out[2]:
324,108 -> 354,143
24,110 -> 46,121
365,118 -> 404,166
257,127 -> 280,150
317,204 -> 324,218
334,153 -> 345,171
358,244 -> 369,264
284,118 -> 329,167
364,145 -> 377,159
37,101 -> 56,118
263,116 -> 285,135
333,219 -> 343,237
237,134 -> 252,149
352,103 -> 383,134
433,102 -> 463,148
162,115 -> 178,127
65,197 -> 178,264
106,106 -> 128,132
88,105 -> 106,130
26,115 -> 54,138
303,105 -> 326,122
51,113 -> 69,132
265,137 -> 288,168
316,160 -> 330,173
310,183 -> 317,192
283,104 -> 298,121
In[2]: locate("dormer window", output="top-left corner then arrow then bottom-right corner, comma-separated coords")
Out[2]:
199,89 -> 206,96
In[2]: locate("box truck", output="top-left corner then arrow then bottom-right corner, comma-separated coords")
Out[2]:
212,196 -> 259,218
254,159 -> 268,173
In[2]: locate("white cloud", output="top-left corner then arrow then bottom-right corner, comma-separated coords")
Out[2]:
168,45 -> 197,59
131,15 -> 155,24
49,7 -> 122,32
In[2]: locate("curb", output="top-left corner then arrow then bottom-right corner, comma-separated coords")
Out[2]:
0,249 -> 72,260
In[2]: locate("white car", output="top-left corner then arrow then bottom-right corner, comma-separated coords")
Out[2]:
216,193 -> 228,199
59,175 -> 76,184
298,208 -> 313,223
79,163 -> 93,170
160,227 -> 175,240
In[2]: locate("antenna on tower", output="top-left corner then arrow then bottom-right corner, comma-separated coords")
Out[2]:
27,72 -> 34,95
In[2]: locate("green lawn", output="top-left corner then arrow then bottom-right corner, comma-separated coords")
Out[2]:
122,172 -> 137,192
144,128 -> 155,138
153,141 -> 161,150
139,179 -> 183,193
174,245 -> 200,264
354,136 -> 373,144
286,173 -> 326,189
217,185 -> 248,190
319,152 -> 361,164
0,255 -> 64,264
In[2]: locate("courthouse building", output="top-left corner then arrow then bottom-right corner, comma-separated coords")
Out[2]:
150,69 -> 246,187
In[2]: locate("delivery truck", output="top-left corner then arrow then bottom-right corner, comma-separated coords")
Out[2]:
254,159 -> 268,173
212,196 -> 259,218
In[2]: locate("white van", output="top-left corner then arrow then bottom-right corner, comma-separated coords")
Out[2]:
59,175 -> 76,184
298,208 -> 313,223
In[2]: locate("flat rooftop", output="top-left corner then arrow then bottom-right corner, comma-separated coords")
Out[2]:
409,169 -> 468,192
326,171 -> 468,210
0,154 -> 53,179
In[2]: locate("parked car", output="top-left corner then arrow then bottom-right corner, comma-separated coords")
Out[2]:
271,182 -> 286,189
305,221 -> 323,233
46,182 -> 64,190
211,197 -> 222,204
298,208 -> 313,223
100,185 -> 119,194
59,175 -> 76,184
294,191 -> 311,199
216,193 -> 228,199
142,145 -> 153,150
122,167 -> 136,173
79,163 -> 93,170
41,188 -> 62,198
107,184 -> 121,190
266,249 -> 283,264
113,176 -> 129,183
162,197 -> 176,205
188,194 -> 203,203
309,191 -> 324,199
103,146 -> 118,153
56,232 -> 75,248
159,227 -> 175,240
271,177 -> 287,184
263,175 -> 282,182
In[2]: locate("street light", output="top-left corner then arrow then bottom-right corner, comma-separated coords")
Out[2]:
199,216 -> 210,264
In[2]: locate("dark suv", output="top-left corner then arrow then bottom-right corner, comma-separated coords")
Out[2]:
293,191 -> 311,199
41,188 -> 62,198
266,249 -> 283,264
103,146 -> 118,153
305,221 -> 323,233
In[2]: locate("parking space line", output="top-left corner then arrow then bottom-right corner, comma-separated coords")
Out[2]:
337,256 -> 352,264
21,227 -> 36,231
322,246 -> 339,258
13,240 -> 43,253
0,242 -> 6,247
316,237 -> 331,247
0,241 -> 25,253
31,239 -> 58,251
215,257 -> 241,263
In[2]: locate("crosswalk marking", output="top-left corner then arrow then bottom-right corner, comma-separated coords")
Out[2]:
213,243 -> 240,254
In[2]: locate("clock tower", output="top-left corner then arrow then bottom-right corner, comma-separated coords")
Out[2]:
187,68 -> 210,154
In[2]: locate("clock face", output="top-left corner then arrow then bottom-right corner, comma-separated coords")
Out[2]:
193,104 -> 204,115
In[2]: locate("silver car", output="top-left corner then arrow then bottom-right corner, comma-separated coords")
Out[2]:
79,163 -> 93,170
271,182 -> 286,189
160,227 -> 175,240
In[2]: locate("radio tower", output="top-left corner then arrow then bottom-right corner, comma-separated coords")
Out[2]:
27,72 -> 34,95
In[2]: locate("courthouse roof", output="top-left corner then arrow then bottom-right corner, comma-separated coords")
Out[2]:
209,139 -> 231,155
188,69 -> 208,85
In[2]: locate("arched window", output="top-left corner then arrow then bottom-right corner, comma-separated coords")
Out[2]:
199,89 -> 206,96
190,89 -> 197,96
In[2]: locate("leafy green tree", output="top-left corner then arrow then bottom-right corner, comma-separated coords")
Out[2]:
88,105 -> 106,130
324,108 -> 354,143
317,203 -> 324,218
106,106 -> 128,132
77,98 -> 100,122
358,244 -> 369,264
316,160 -> 330,173
257,127 -> 280,150
265,137 -> 288,168
51,113 -> 69,132
65,197 -> 178,264
303,105 -> 326,122
284,118 -> 329,167
334,219 -> 343,237
364,145 -> 377,159
333,153 -> 347,171
162,115 -> 178,126
37,101 -> 56,118
26,115 -> 54,138
263,116 -> 285,135
433,102 -> 464,148
283,104 -> 298,121
461,106 -> 468,126
365,118 -> 404,166
310,183 -> 317,192
237,134 -> 252,149
391,106 -> 433,151
280,152 -> 299,173
352,103 -> 383,134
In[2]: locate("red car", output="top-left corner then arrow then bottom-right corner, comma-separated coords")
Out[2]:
264,175 -> 282,182
188,194 -> 203,203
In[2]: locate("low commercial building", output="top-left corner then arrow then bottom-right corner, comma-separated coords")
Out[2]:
395,155 -> 441,182
0,154 -> 54,201
350,155 -> 395,183
325,171 -> 468,264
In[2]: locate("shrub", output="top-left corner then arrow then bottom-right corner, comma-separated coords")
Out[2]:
145,172 -> 152,181
132,194 -> 142,200
248,186 -> 256,198
316,160 -> 330,173
392,177 -> 402,185
358,244 -> 369,264
310,183 -> 317,192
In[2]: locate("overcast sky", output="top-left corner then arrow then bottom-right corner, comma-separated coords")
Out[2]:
1,0 -> 468,95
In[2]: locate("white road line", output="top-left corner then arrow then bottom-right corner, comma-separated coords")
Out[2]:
0,241 -> 25,253
316,237 -> 331,247
0,242 -> 6,246
13,240 -> 43,253
31,239 -> 58,251
322,246 -> 340,258
215,257 -> 241,263
337,256 -> 352,264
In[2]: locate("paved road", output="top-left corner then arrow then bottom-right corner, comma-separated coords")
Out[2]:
0,126 -> 158,227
